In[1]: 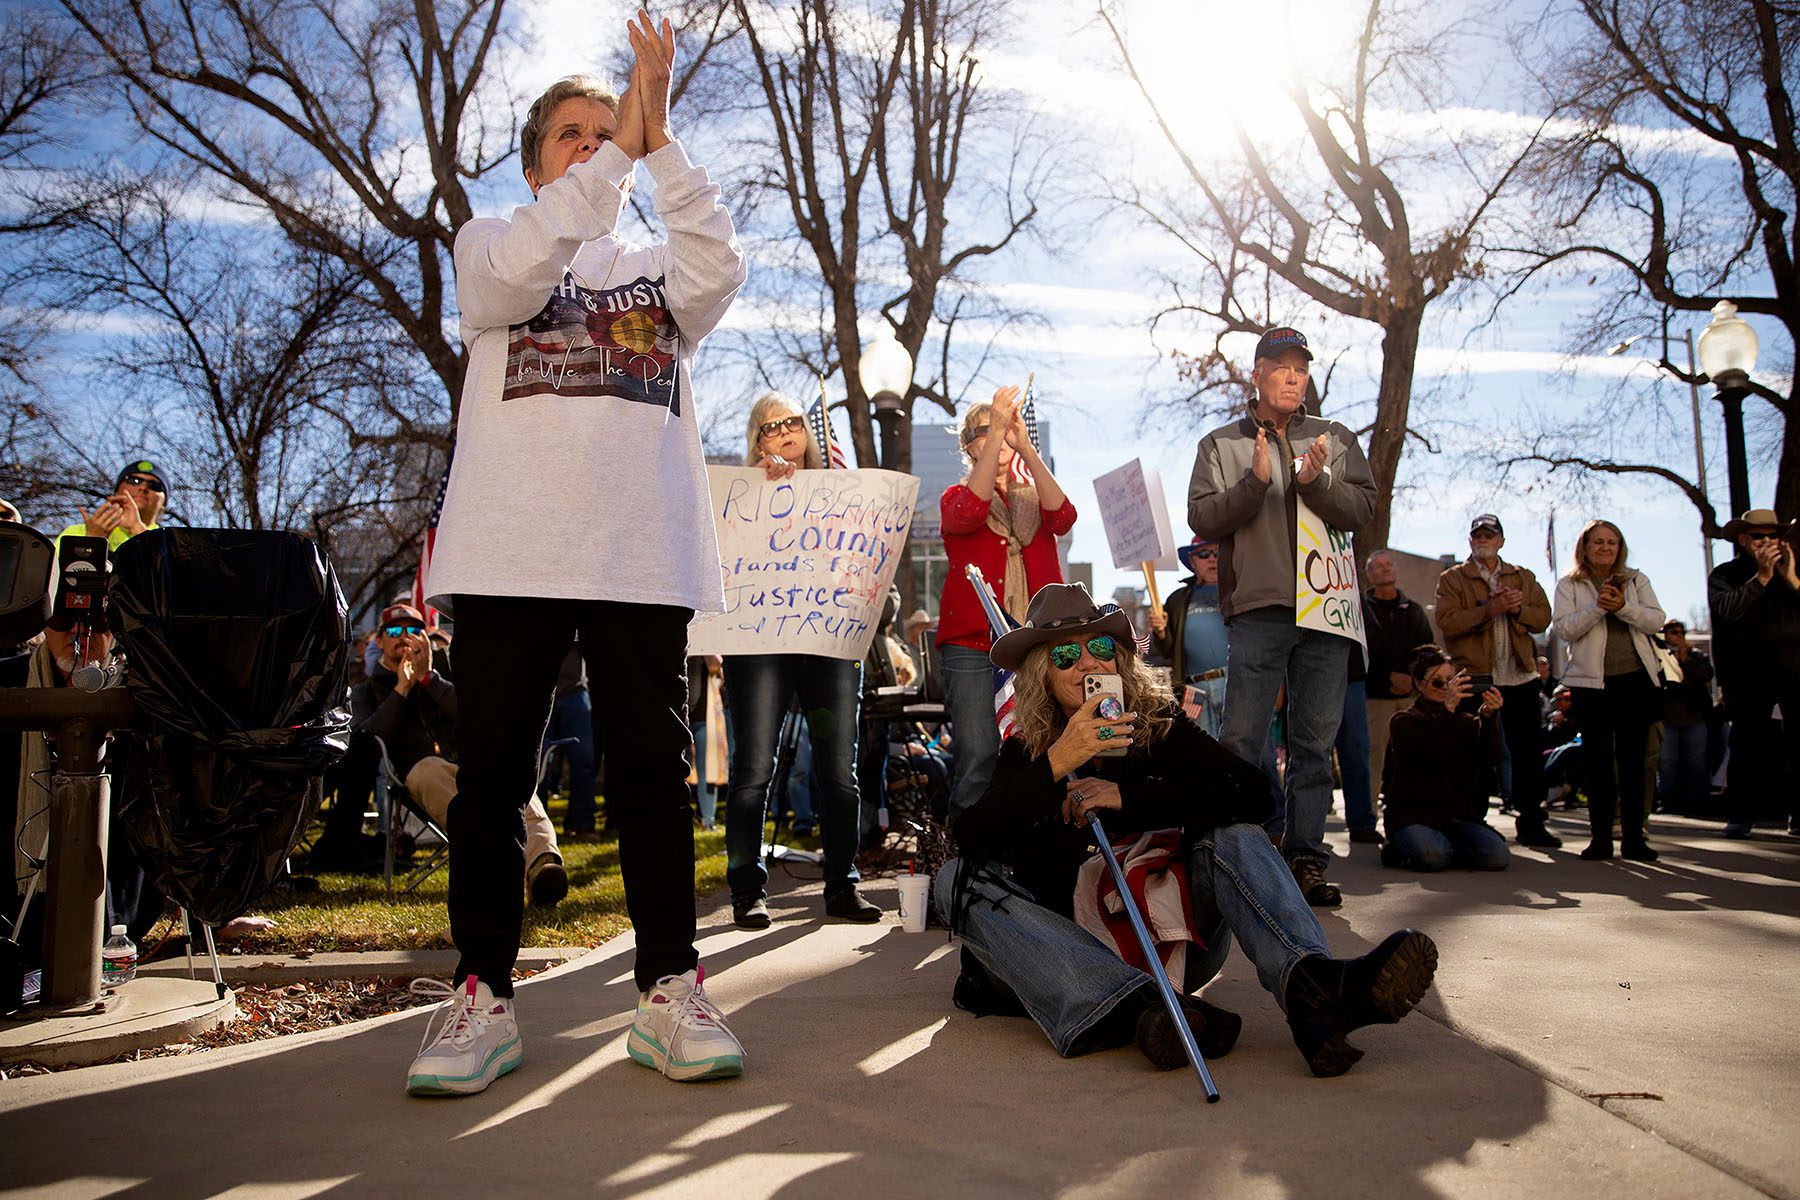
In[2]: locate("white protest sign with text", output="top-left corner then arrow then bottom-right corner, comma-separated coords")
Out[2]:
688,466 -> 920,660
1294,494 -> 1368,662
1093,458 -> 1181,570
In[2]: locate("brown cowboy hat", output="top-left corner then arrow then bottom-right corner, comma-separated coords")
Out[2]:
1720,508 -> 1796,539
990,583 -> 1136,671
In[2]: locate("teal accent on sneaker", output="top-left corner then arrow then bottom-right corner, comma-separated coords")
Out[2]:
406,1034 -> 523,1096
626,1028 -> 743,1080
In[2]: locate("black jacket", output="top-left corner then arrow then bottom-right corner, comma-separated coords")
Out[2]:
952,710 -> 1274,916
1364,587 -> 1435,700
1708,555 -> 1800,696
1661,650 -> 1714,725
1381,698 -> 1496,837
350,664 -> 458,778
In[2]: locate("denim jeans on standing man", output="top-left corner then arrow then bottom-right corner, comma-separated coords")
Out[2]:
1656,722 -> 1709,814
935,823 -> 1329,1055
1220,608 -> 1353,868
723,654 -> 863,901
1335,679 -> 1376,835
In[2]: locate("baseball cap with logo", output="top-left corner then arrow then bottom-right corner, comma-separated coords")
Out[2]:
1469,513 -> 1504,536
1253,327 -> 1312,362
380,603 -> 427,630
116,460 -> 170,493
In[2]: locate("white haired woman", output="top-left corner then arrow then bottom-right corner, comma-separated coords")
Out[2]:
937,584 -> 1439,1078
1551,519 -> 1667,861
721,392 -> 881,928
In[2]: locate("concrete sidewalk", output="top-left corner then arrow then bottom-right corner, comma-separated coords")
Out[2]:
0,811 -> 1793,1199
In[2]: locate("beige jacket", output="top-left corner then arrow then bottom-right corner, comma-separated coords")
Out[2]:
1434,558 -> 1551,676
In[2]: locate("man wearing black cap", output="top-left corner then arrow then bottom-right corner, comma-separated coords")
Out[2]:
1434,514 -> 1560,848
1708,508 -> 1800,837
1188,326 -> 1377,907
56,460 -> 169,551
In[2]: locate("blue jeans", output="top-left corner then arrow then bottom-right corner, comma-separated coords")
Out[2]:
1657,722 -> 1708,813
935,823 -> 1329,1055
1220,608 -> 1352,867
1385,821 -> 1510,872
1335,679 -> 1375,833
941,643 -> 1003,824
723,655 -> 862,898
540,689 -> 598,833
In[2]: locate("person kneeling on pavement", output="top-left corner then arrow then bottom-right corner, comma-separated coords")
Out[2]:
352,604 -> 567,906
936,584 -> 1439,1078
1378,647 -> 1511,873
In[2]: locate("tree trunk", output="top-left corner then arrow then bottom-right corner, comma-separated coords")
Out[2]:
1360,309 -> 1423,556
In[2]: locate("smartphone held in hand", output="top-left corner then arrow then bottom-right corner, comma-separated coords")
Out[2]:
1085,673 -> 1129,757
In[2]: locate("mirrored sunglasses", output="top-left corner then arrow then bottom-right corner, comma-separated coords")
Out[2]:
121,473 -> 166,493
382,623 -> 424,638
1049,635 -> 1118,671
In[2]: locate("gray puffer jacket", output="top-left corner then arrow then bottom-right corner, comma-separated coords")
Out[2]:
1187,409 -> 1376,621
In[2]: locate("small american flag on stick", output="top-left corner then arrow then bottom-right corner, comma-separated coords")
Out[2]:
411,452 -> 452,626
1009,373 -> 1039,486
807,378 -> 848,469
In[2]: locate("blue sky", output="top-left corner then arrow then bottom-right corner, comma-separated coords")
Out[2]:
16,0 -> 1789,627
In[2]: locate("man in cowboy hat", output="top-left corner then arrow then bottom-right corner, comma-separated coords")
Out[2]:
1708,508 -> 1800,837
1187,326 -> 1378,907
1147,538 -> 1228,737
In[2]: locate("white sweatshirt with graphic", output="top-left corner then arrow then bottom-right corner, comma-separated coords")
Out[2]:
426,139 -> 746,613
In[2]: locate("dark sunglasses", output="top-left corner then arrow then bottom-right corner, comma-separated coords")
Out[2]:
1049,635 -> 1118,671
758,415 -> 807,438
120,473 -> 166,493
962,423 -> 991,445
1191,549 -> 1217,561
1420,673 -> 1453,690
382,623 -> 425,638
1745,530 -> 1781,542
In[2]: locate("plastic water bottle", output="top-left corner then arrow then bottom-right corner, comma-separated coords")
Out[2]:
102,925 -> 137,987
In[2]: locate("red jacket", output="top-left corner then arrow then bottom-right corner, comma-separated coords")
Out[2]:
935,482 -> 1077,651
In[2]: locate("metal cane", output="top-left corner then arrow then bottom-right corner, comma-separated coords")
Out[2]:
1087,818 -> 1219,1102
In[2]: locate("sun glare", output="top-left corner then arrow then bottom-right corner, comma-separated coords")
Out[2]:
1108,0 -> 1363,165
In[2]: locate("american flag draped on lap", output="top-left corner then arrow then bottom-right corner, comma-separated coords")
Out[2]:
1008,376 -> 1039,487
411,454 -> 451,626
965,564 -> 1021,738
807,383 -> 847,469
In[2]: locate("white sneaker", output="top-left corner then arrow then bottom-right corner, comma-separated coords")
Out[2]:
627,966 -> 744,1081
405,977 -> 523,1096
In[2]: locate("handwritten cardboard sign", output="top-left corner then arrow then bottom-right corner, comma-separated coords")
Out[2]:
1295,495 -> 1367,661
1093,458 -> 1180,569
688,466 -> 920,660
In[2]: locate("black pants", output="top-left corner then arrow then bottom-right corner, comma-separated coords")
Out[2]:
1497,681 -> 1548,830
448,595 -> 697,995
1571,672 -> 1658,850
1725,681 -> 1800,823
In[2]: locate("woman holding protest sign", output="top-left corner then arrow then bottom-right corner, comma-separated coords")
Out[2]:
722,392 -> 882,929
937,384 -> 1077,823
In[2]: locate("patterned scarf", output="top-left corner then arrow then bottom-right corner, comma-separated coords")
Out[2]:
968,478 -> 1041,622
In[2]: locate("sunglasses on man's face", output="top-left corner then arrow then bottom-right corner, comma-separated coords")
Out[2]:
121,473 -> 166,493
1746,530 -> 1782,542
758,415 -> 807,439
1049,635 -> 1118,671
383,624 -> 424,638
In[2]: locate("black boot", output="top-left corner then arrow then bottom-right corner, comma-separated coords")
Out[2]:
1135,995 -> 1243,1069
1284,930 -> 1438,1077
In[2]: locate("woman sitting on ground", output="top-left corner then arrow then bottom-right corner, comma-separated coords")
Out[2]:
1378,647 -> 1511,873
936,583 -> 1439,1078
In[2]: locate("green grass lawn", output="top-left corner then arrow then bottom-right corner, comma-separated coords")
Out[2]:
158,797 -> 734,956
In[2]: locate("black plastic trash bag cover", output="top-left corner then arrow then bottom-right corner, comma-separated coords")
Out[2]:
110,529 -> 349,924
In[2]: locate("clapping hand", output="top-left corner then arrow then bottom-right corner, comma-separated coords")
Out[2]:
614,10 -> 676,160
1295,434 -> 1329,484
1596,580 -> 1625,612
